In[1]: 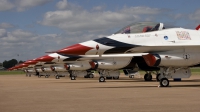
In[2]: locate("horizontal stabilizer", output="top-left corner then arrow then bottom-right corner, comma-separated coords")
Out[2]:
196,24 -> 200,30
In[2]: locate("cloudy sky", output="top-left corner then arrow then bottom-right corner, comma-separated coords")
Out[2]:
0,0 -> 200,62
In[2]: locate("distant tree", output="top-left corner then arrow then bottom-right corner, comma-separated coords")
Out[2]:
3,59 -> 18,69
18,60 -> 25,64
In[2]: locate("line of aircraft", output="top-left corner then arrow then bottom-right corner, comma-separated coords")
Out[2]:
9,22 -> 200,87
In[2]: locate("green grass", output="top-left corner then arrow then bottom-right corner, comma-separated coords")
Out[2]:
190,67 -> 200,72
0,71 -> 25,75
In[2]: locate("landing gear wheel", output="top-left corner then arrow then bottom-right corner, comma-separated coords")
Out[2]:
144,74 -> 152,81
69,74 -> 72,78
106,76 -> 112,79
38,75 -> 41,78
89,74 -> 94,78
113,76 -> 119,79
29,74 -> 31,77
71,76 -> 76,80
55,75 -> 60,79
99,76 -> 105,82
156,74 -> 161,81
130,75 -> 134,78
160,78 -> 169,87
45,75 -> 48,78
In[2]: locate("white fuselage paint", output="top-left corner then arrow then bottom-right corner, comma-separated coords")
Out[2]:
95,57 -> 132,70
80,28 -> 200,55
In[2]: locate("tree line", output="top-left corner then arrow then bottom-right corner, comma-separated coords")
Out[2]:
1,59 -> 24,69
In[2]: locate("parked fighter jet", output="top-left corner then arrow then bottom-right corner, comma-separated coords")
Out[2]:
50,22 -> 200,87
23,60 -> 68,79
34,53 -> 124,80
34,52 -> 157,82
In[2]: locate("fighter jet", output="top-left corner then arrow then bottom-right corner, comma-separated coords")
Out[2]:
50,22 -> 200,87
34,52 -> 157,82
23,60 -> 67,79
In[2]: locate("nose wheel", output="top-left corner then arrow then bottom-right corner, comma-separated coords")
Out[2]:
71,76 -> 76,80
99,76 -> 105,82
55,75 -> 60,79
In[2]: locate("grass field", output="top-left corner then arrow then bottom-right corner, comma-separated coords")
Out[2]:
1,67 -> 200,75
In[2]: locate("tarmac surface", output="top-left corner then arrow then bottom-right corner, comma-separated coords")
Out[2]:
0,74 -> 200,112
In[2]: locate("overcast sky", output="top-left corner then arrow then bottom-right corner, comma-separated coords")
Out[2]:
0,0 -> 200,62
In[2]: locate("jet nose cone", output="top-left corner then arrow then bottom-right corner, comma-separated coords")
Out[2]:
8,68 -> 13,70
15,63 -> 28,69
56,44 -> 93,55
35,55 -> 54,62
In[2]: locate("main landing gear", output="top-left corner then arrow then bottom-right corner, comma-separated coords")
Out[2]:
70,75 -> 76,80
98,70 -> 120,82
143,72 -> 162,81
157,67 -> 178,87
45,75 -> 50,78
99,76 -> 106,82
144,73 -> 152,81
26,73 -> 31,77
55,75 -> 60,79
143,72 -> 169,87
159,78 -> 169,87
156,73 -> 161,81
68,71 -> 77,80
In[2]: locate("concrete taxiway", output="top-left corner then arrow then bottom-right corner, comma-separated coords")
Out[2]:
0,74 -> 200,112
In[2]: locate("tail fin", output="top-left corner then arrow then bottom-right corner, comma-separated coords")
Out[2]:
196,24 -> 200,30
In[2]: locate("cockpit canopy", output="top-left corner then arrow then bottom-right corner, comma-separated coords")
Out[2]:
115,22 -> 175,34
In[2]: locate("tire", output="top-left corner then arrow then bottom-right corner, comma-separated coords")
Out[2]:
106,76 -> 112,79
71,76 -> 76,80
89,74 -> 94,78
84,75 -> 88,78
160,78 -> 169,87
99,76 -> 105,82
156,74 -> 161,81
36,72 -> 39,76
38,75 -> 41,78
69,74 -> 72,77
131,75 -> 134,78
144,74 -> 152,81
55,75 -> 60,79
113,76 -> 119,79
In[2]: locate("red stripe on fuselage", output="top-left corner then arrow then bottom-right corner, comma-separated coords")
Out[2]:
56,44 -> 93,55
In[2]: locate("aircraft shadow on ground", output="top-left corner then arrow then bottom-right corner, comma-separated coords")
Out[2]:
99,78 -> 200,83
86,84 -> 200,89
48,77 -> 200,88
87,85 -> 157,88
52,81 -> 98,83
170,84 -> 200,87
